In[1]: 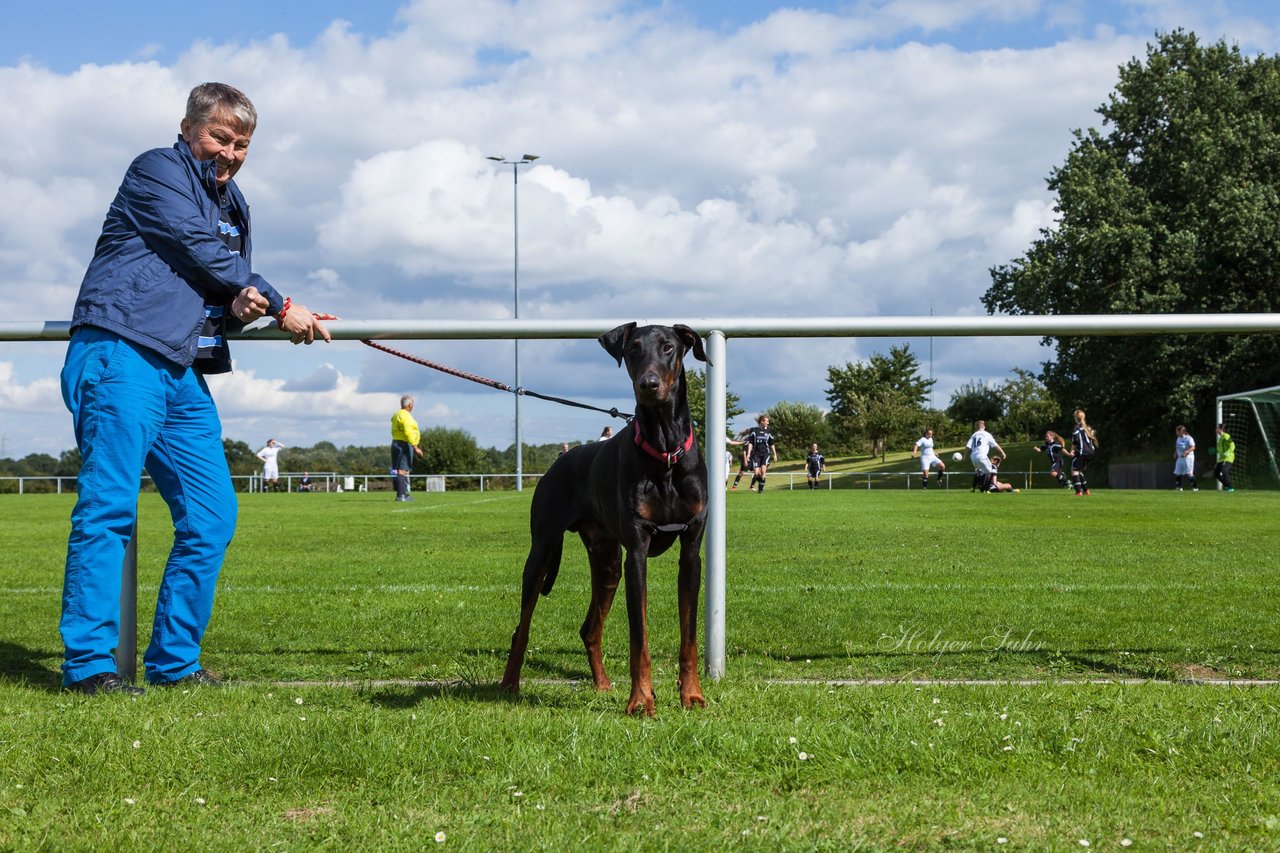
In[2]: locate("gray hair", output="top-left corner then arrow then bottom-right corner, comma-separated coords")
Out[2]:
400,395 -> 414,409
185,82 -> 257,134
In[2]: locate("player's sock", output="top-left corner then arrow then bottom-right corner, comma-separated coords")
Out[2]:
758,477 -> 765,493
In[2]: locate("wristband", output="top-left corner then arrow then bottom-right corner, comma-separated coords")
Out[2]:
277,297 -> 292,323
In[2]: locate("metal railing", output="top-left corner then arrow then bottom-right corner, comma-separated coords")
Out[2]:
0,472 -> 552,495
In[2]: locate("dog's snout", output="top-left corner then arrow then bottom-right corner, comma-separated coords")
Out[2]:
639,372 -> 661,393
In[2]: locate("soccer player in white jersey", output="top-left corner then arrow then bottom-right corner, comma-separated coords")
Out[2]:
966,420 -> 1006,492
1174,425 -> 1198,491
911,427 -> 946,489
255,438 -> 284,492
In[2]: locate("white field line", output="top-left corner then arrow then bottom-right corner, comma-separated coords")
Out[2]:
257,677 -> 1280,689
391,494 -> 523,513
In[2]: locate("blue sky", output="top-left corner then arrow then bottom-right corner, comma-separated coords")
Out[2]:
8,1 -> 1271,71
2,1 -> 1279,457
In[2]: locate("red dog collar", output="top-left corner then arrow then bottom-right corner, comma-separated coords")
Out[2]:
633,422 -> 695,467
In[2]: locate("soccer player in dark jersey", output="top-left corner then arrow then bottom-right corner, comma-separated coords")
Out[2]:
805,442 -> 826,490
743,415 -> 777,493
985,456 -> 1020,493
729,430 -> 753,490
1069,409 -> 1098,496
1033,430 -> 1071,488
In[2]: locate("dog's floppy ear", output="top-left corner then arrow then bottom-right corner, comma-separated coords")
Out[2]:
673,324 -> 708,364
599,322 -> 638,367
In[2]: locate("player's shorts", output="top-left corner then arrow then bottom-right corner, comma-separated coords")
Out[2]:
751,453 -> 771,468
1174,454 -> 1195,476
391,440 -> 414,471
920,454 -> 943,471
806,467 -> 822,478
1072,454 -> 1092,473
262,464 -> 279,480
970,453 -> 996,475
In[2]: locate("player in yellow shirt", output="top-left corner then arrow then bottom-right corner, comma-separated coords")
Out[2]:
391,395 -> 423,502
1214,422 -> 1236,492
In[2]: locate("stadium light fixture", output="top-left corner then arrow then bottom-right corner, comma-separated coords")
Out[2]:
487,154 -> 542,491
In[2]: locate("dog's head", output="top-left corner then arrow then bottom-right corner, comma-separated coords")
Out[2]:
599,323 -> 708,405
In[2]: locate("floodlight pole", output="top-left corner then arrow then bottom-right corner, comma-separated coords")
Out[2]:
487,154 -> 540,491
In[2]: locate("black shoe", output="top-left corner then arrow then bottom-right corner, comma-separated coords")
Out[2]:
67,672 -> 144,696
159,669 -> 223,688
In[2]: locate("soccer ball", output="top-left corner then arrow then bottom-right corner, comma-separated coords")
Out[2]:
952,452 -> 963,462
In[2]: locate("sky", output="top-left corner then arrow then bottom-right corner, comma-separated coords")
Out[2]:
2,0 -> 1279,460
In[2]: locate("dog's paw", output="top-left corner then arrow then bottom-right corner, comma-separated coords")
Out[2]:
625,690 -> 657,717
680,691 -> 706,709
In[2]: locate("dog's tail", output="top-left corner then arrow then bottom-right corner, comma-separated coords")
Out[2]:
539,537 -> 564,596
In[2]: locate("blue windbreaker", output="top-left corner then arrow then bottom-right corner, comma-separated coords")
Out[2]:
70,135 -> 284,374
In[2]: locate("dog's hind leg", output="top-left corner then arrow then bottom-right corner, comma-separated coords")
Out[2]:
578,529 -> 622,691
499,535 -> 563,693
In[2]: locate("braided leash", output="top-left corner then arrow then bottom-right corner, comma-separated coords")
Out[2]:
359,339 -> 633,421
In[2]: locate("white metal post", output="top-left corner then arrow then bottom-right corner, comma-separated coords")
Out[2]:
704,330 -> 727,679
1216,398 -> 1223,490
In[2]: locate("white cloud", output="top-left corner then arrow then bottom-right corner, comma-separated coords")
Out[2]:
0,362 -> 61,409
0,1 -> 1275,456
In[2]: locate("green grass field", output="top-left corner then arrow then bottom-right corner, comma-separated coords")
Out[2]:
2,489 -> 1278,849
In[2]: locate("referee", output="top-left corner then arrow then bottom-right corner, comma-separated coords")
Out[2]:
391,395 -> 424,502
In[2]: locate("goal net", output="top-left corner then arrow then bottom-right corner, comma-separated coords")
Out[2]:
1217,384 -> 1280,489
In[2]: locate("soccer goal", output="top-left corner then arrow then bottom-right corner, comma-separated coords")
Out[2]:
1217,384 -> 1280,489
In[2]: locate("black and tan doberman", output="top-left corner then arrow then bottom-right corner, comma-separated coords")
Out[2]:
498,322 -> 709,715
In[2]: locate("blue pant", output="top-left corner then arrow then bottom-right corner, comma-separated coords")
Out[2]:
61,327 -> 238,685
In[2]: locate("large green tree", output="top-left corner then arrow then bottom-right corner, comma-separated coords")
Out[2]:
946,380 -> 1006,429
685,368 -> 745,453
762,401 -> 830,459
999,368 -> 1060,441
826,344 -> 934,458
985,31 -> 1280,451
418,426 -> 483,475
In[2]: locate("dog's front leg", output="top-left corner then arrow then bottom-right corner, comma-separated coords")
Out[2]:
677,525 -> 706,709
621,543 -> 655,716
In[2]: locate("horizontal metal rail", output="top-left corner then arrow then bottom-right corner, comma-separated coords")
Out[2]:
6,312 -> 1280,341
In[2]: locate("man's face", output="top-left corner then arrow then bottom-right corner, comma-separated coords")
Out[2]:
182,114 -> 252,185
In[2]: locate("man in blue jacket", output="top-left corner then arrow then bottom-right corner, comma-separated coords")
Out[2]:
60,82 -> 331,694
